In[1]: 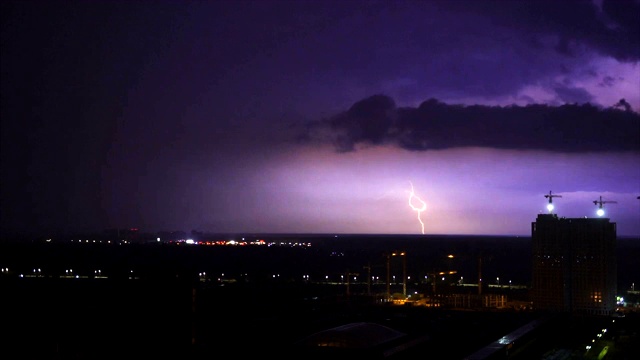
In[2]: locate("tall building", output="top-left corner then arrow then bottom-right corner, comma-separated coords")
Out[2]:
531,214 -> 617,316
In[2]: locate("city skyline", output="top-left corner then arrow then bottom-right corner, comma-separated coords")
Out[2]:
1,0 -> 639,238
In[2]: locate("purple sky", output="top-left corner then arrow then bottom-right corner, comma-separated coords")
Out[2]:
1,0 -> 639,238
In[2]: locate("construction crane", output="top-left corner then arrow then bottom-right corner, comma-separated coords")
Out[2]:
343,269 -> 360,298
593,195 -> 617,217
544,191 -> 562,213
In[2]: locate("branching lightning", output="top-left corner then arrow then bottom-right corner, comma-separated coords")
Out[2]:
408,181 -> 426,234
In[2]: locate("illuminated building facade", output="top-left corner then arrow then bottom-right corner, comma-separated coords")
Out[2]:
531,214 -> 617,316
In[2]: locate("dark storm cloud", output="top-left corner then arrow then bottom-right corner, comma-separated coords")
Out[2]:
303,95 -> 640,153
553,85 -> 594,104
599,75 -> 617,87
0,0 -> 186,236
440,0 -> 640,62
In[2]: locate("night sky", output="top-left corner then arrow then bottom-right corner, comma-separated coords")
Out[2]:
1,0 -> 639,238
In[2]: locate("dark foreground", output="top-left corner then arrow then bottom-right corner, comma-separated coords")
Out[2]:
4,276 -> 639,360
2,236 -> 639,359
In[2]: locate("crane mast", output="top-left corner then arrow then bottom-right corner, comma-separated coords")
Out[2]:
593,195 -> 617,217
544,190 -> 562,213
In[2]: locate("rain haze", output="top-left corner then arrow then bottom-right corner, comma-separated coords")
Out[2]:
1,0 -> 639,238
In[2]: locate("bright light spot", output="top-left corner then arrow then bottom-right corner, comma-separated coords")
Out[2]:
597,209 -> 605,217
547,203 -> 554,212
408,181 -> 427,234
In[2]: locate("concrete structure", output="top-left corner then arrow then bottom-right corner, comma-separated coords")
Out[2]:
531,214 -> 617,316
291,322 -> 428,358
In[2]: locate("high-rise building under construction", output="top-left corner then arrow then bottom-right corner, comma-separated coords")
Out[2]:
531,214 -> 617,316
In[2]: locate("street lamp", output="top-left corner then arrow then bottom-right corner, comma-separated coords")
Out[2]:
430,270 -> 458,294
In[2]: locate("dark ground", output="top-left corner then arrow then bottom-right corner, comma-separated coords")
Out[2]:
1,235 -> 639,359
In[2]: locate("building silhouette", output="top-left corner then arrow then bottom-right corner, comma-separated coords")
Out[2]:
531,214 -> 617,316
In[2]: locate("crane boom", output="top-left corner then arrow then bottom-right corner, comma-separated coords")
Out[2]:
593,195 -> 617,209
544,191 -> 562,213
544,190 -> 562,203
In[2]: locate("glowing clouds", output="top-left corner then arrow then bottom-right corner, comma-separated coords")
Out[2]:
408,182 -> 427,234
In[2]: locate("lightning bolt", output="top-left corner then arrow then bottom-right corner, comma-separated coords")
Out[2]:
408,181 -> 427,234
